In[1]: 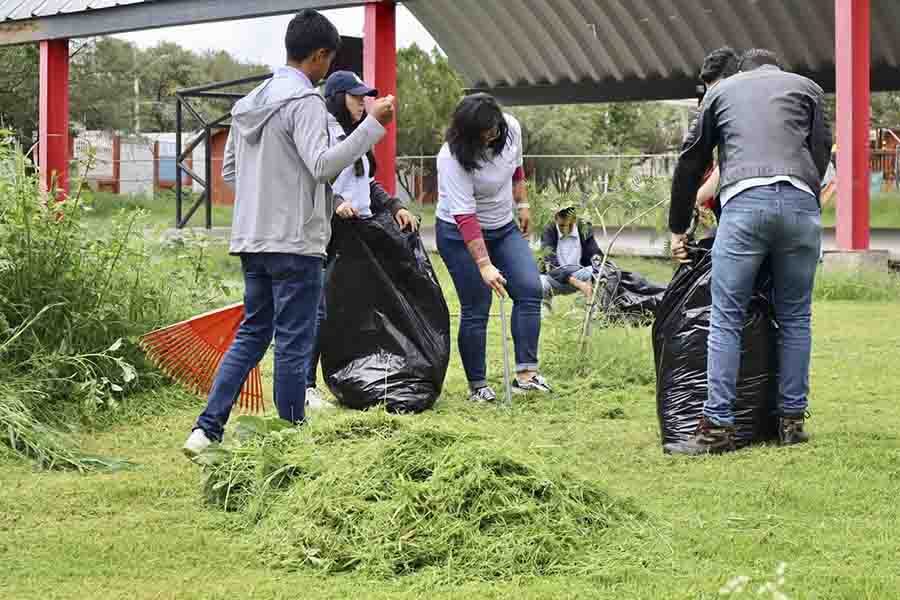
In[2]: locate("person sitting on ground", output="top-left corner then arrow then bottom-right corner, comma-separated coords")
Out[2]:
539,205 -> 603,312
303,71 -> 419,411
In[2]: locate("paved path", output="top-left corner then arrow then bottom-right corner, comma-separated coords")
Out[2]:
162,225 -> 900,261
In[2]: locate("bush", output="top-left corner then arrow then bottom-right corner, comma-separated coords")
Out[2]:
0,132 -> 226,469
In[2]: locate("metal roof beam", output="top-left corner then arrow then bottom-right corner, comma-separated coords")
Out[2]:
0,0 -> 365,45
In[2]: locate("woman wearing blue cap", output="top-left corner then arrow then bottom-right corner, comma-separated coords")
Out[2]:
303,71 -> 418,410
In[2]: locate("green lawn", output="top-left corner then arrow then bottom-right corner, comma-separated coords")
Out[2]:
2,240 -> 900,598
821,191 -> 900,228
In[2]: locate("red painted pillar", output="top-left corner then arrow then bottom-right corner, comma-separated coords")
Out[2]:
364,1 -> 397,195
39,39 -> 70,197
834,0 -> 870,250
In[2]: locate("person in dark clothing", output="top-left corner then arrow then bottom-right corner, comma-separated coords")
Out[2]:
539,206 -> 603,312
694,47 -> 741,218
303,71 -> 418,410
666,49 -> 832,456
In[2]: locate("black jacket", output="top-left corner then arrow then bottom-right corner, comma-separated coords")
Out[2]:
670,65 -> 832,233
540,222 -> 602,273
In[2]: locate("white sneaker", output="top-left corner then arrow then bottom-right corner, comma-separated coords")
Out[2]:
183,429 -> 213,458
512,374 -> 553,395
306,387 -> 334,411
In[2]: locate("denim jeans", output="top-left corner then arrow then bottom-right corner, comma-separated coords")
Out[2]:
307,268 -> 327,389
541,266 -> 593,298
706,183 -> 821,426
195,253 -> 323,440
436,219 -> 543,388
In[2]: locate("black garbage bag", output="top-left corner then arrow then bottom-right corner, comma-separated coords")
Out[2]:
652,238 -> 779,448
595,259 -> 667,323
321,210 -> 451,413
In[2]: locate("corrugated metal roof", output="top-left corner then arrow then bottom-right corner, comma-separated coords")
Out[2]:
4,0 -> 900,103
0,0 -> 148,21
405,0 -> 900,104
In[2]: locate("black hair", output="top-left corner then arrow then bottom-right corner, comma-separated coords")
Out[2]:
326,91 -> 376,178
445,93 -> 509,172
285,9 -> 341,64
556,207 -> 577,219
739,48 -> 783,71
700,47 -> 740,85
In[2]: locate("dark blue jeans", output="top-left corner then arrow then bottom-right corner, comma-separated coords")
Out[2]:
706,183 -> 821,425
436,220 -> 542,389
195,253 -> 323,440
307,268 -> 327,389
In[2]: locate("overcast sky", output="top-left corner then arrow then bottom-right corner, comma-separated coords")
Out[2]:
117,5 -> 439,69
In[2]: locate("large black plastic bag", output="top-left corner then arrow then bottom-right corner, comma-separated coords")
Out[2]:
595,259 -> 667,323
321,210 -> 451,413
652,238 -> 779,448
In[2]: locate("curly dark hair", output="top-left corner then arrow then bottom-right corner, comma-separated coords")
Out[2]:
285,9 -> 341,64
700,47 -> 740,85
325,91 -> 376,178
445,93 -> 509,172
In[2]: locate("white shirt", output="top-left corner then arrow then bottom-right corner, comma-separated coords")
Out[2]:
332,154 -> 373,218
436,114 -> 523,230
556,225 -> 583,267
720,176 -> 815,207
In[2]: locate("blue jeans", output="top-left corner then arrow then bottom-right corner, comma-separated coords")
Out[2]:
706,183 -> 821,426
541,266 -> 593,298
195,253 -> 323,440
436,220 -> 542,389
307,268 -> 327,389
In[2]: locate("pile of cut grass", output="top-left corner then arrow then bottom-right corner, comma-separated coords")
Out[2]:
204,412 -> 644,582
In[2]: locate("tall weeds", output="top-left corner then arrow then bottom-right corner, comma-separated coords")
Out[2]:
0,131 -> 223,469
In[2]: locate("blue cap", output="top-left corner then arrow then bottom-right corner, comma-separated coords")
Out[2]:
324,71 -> 378,98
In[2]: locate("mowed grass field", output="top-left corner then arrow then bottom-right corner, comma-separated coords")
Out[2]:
2,214 -> 900,600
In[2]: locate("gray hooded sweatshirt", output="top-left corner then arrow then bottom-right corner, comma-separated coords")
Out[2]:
223,66 -> 385,257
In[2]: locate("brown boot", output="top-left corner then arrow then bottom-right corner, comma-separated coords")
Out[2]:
664,417 -> 736,456
778,413 -> 810,446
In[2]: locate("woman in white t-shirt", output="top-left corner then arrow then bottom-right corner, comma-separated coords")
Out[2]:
303,71 -> 418,409
435,93 -> 551,402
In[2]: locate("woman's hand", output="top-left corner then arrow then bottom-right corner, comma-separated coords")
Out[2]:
479,263 -> 508,297
395,208 -> 419,231
517,205 -> 530,235
336,201 -> 359,220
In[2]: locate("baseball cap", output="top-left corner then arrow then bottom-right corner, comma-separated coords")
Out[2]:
325,71 -> 378,98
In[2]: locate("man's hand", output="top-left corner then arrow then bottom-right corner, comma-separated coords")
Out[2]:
670,233 -> 691,264
479,263 -> 508,298
517,205 -> 530,235
336,201 -> 359,220
395,208 -> 419,231
370,95 -> 395,126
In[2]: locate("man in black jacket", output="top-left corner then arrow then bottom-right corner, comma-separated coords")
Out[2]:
539,206 -> 603,312
666,49 -> 832,456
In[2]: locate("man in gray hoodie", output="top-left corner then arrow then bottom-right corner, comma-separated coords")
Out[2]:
184,9 -> 395,456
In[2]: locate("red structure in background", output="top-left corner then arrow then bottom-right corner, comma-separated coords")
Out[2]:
835,0 -> 871,250
33,0 -> 873,247
39,39 -> 69,197
209,129 -> 235,206
364,1 -> 397,196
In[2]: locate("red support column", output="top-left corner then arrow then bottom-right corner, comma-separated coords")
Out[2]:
364,1 -> 397,195
39,39 -> 70,198
834,0 -> 870,250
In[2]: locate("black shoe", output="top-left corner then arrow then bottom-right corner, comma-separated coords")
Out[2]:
512,374 -> 552,394
779,413 -> 810,446
664,417 -> 737,456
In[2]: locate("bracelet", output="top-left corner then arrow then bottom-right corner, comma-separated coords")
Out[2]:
516,203 -> 530,209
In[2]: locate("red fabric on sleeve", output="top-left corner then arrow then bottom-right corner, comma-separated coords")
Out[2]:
513,166 -> 525,182
453,214 -> 483,244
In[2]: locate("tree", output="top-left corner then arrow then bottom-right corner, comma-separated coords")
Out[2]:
396,44 -> 464,156
0,45 -> 39,147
